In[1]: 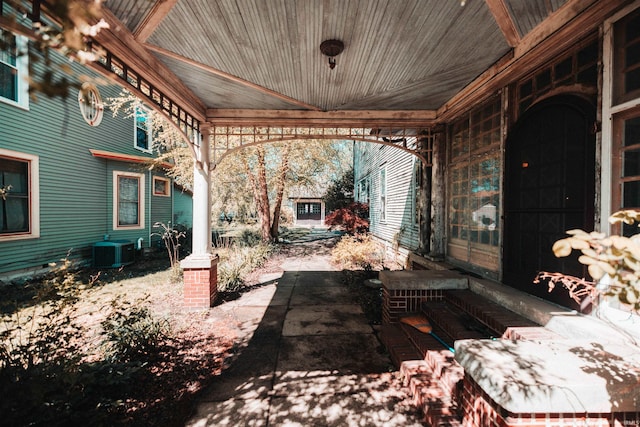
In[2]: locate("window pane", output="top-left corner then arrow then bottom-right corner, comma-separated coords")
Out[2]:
135,108 -> 150,150
623,180 -> 640,208
626,68 -> 640,95
0,63 -> 17,101
118,176 -> 139,226
624,149 -> 640,177
625,12 -> 640,43
1,157 -> 29,233
624,116 -> 640,147
0,32 -> 17,66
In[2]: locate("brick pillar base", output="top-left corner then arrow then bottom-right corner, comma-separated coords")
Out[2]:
180,254 -> 219,309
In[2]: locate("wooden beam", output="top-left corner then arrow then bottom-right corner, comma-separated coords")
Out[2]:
145,43 -> 323,112
485,0 -> 521,47
94,8 -> 206,122
513,0 -> 599,58
206,108 -> 437,127
438,0 -> 625,122
133,0 -> 178,42
0,16 -> 38,39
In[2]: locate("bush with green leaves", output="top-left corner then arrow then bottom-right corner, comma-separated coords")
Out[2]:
0,259 -> 99,423
152,221 -> 188,281
101,296 -> 171,363
218,242 -> 274,292
0,258 -> 175,425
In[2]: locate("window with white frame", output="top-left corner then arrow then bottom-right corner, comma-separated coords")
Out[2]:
357,176 -> 370,205
135,106 -> 152,152
0,149 -> 39,240
153,176 -> 170,197
413,160 -> 421,225
0,30 -> 29,109
113,171 -> 145,229
379,166 -> 386,222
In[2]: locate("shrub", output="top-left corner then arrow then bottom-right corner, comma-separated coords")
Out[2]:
331,233 -> 384,270
152,221 -> 187,282
325,202 -> 369,234
101,296 -> 171,363
0,259 -> 99,424
236,228 -> 263,247
217,242 -> 274,292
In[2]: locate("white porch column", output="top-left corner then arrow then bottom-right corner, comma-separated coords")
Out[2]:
181,124 -> 218,309
191,124 -> 212,255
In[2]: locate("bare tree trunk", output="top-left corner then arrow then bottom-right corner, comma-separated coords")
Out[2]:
242,148 -> 272,242
270,144 -> 290,240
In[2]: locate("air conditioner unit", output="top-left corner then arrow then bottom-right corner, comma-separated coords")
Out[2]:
93,240 -> 135,268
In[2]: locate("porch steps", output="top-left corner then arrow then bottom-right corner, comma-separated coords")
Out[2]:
382,289 -> 549,425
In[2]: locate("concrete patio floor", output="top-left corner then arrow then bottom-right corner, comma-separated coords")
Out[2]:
185,247 -> 426,426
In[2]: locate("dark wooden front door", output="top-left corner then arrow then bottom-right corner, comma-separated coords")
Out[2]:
503,96 -> 595,309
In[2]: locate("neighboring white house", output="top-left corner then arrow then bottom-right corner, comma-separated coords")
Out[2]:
353,140 -> 421,266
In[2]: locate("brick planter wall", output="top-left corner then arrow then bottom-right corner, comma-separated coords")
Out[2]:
460,374 -> 640,427
181,255 -> 219,309
379,270 -> 468,324
382,287 -> 444,324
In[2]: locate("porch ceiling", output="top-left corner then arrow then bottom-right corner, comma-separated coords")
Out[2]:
98,0 -> 604,127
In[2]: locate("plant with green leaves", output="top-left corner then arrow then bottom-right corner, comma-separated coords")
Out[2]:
101,296 -> 171,363
152,221 -> 187,281
535,210 -> 640,311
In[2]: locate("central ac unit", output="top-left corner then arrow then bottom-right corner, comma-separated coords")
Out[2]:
93,240 -> 135,268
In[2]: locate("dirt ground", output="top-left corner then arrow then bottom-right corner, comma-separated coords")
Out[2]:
1,234 -> 387,426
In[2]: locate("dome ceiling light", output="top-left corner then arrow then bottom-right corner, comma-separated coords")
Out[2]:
320,39 -> 344,70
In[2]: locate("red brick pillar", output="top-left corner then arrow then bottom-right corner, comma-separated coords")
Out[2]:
181,255 -> 219,309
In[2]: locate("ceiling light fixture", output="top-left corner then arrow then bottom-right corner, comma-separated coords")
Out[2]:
320,39 -> 344,70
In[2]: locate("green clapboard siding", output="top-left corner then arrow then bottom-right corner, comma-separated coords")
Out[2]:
0,41 -> 190,275
173,187 -> 193,228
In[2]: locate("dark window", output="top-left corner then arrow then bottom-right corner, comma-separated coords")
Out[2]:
613,8 -> 640,104
0,157 -> 29,233
0,31 -> 18,102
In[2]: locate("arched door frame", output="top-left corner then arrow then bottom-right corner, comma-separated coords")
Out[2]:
502,93 -> 597,308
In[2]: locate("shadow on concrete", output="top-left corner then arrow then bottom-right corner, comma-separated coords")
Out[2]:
185,270 -> 426,426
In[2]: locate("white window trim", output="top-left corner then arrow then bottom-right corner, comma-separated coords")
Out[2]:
134,106 -> 153,153
0,34 -> 29,110
379,165 -> 387,223
0,149 -> 39,241
602,1 -> 640,233
113,171 -> 145,230
152,176 -> 171,197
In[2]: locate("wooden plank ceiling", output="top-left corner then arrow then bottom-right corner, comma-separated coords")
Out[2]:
101,0 -> 573,124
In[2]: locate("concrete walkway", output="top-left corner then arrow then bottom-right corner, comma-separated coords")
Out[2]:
185,249 -> 425,426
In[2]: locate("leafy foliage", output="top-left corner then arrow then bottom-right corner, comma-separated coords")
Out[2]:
217,240 -> 274,293
0,258 -> 181,425
152,221 -> 188,281
2,0 -> 109,100
325,202 -> 369,234
101,297 -> 171,363
331,233 -> 384,271
535,210 -> 640,311
323,167 -> 354,212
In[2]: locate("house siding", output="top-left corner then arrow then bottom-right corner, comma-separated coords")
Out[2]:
354,141 -> 420,265
0,44 -> 185,276
173,187 -> 193,228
